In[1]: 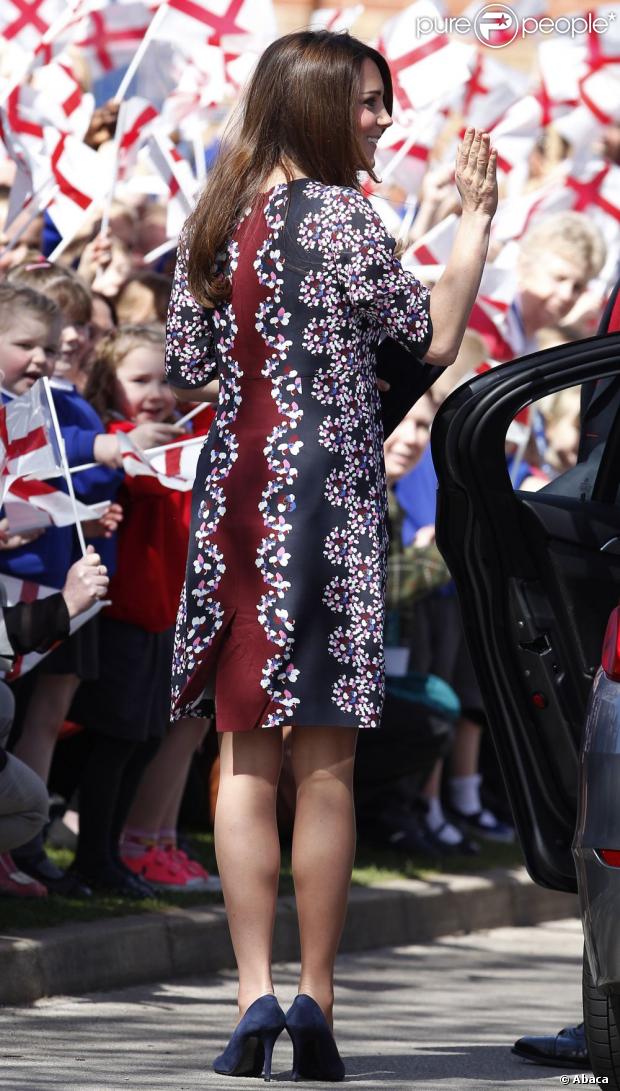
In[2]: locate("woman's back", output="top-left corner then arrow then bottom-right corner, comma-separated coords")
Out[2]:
166,179 -> 432,733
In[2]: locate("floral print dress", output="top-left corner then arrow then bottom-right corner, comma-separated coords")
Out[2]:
165,179 -> 432,732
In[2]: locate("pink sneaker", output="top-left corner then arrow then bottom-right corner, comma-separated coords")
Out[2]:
122,848 -> 194,892
166,847 -> 221,892
0,852 -> 47,897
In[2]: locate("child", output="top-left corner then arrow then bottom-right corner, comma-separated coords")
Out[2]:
0,546 -> 109,897
70,325 -> 212,895
0,272 -> 126,894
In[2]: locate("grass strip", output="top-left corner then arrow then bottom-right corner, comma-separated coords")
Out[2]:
0,834 -> 523,934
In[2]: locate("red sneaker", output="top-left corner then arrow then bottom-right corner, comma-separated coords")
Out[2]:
122,848 -> 193,892
166,847 -> 221,892
0,852 -> 47,897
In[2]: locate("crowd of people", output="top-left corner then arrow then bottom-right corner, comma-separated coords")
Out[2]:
0,104 -> 612,904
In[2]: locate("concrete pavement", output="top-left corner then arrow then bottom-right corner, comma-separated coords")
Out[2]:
0,867 -> 579,1005
0,917 -> 585,1090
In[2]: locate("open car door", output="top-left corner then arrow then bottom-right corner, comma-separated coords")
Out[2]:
432,330 -> 620,893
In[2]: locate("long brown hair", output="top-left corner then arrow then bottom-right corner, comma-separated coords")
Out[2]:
186,31 -> 392,307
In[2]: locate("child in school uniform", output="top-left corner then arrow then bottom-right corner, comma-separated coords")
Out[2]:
70,324 -> 212,895
0,274 -> 128,892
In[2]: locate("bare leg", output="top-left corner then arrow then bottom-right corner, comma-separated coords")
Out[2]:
290,726 -> 358,1027
419,757 -> 443,801
124,716 -> 210,834
418,757 -> 463,846
449,717 -> 482,777
13,674 -> 80,782
215,726 -> 283,1016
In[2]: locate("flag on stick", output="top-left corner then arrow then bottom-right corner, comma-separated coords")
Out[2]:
1,477 -> 110,533
118,431 -> 202,491
0,379 -> 63,479
0,574 -> 104,680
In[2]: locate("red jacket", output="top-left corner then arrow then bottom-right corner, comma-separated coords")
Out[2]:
104,420 -> 192,632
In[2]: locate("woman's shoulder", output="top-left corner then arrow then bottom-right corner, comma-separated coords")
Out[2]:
285,180 -> 390,254
292,179 -> 372,215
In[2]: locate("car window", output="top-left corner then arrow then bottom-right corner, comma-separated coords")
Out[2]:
509,390 -> 620,506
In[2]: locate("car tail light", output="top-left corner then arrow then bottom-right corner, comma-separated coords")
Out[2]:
601,606 -> 620,683
598,849 -> 620,867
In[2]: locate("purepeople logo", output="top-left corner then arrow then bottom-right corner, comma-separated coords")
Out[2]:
415,4 -> 616,47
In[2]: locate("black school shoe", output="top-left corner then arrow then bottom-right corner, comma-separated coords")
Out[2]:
68,863 -> 155,900
11,847 -> 92,897
512,1023 -> 590,1069
447,804 -> 515,844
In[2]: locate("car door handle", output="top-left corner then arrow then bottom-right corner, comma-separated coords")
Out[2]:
601,536 -> 620,554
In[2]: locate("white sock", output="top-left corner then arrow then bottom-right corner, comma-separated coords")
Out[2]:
424,797 -> 463,846
449,774 -> 482,816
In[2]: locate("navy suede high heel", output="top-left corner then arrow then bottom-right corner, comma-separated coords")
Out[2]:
285,994 -> 345,1082
213,994 -> 286,1080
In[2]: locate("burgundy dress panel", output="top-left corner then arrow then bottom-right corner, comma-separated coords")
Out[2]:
165,180 -> 432,731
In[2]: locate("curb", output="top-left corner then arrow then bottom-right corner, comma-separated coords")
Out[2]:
0,867 -> 578,1006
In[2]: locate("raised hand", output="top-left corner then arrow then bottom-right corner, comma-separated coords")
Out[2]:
455,129 -> 498,219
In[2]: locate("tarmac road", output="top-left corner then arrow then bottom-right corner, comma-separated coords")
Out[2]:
0,917 -> 585,1091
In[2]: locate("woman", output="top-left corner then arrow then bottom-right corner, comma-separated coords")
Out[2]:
165,30 -> 497,1081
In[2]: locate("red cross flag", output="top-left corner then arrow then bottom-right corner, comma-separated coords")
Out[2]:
488,96 -> 543,190
148,0 -> 277,52
378,0 -> 475,113
0,574 -> 103,681
73,2 -> 152,80
0,84 -> 48,226
0,83 -> 46,164
490,159 -> 620,285
116,96 -> 159,178
374,108 -> 444,196
579,64 -> 620,125
161,46 -> 228,125
147,132 -> 197,235
30,59 -> 94,140
491,177 -> 569,243
2,477 -> 110,532
0,381 -> 62,480
402,213 -> 459,269
536,38 -> 581,125
37,127 -> 110,251
459,52 -> 529,132
118,432 -> 202,491
0,0 -> 66,53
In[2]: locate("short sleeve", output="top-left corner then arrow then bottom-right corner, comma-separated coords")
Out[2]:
165,233 -> 218,390
331,189 -> 433,358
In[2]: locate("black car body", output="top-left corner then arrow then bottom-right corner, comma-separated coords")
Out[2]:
431,291 -> 620,1079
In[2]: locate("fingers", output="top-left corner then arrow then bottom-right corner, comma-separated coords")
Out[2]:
457,128 -> 492,170
458,127 -> 475,163
477,132 -> 491,170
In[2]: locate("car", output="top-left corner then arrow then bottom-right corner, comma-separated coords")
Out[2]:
575,604 -> 620,1082
431,286 -> 620,1083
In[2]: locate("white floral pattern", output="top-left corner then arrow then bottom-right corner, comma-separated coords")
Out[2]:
165,180 -> 432,729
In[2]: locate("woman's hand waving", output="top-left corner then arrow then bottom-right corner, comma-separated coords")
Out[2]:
455,128 -> 498,219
